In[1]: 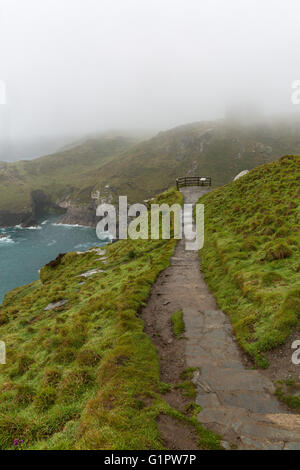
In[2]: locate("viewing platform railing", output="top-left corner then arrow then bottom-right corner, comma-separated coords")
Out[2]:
176,176 -> 212,190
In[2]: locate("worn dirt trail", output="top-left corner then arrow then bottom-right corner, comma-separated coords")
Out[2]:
142,187 -> 300,450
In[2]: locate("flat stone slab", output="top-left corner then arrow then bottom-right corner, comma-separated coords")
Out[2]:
198,367 -> 275,393
235,418 -> 300,442
90,248 -> 106,256
240,435 -> 284,450
284,442 -> 300,450
79,269 -> 106,278
196,393 -> 220,408
217,390 -> 282,414
44,300 -> 68,311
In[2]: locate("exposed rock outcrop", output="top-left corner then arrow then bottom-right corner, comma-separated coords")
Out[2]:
57,187 -> 117,227
57,204 -> 97,227
233,170 -> 249,181
44,300 -> 68,311
31,189 -> 55,220
0,210 -> 32,228
0,189 -> 62,228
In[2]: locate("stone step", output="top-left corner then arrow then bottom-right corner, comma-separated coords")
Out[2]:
198,406 -> 300,447
198,366 -> 276,394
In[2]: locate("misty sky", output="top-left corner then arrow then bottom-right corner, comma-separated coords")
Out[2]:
1,0 -> 300,140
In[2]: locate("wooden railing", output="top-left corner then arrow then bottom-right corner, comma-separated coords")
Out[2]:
176,176 -> 212,190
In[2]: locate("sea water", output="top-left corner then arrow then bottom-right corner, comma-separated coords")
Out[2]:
0,216 -> 107,303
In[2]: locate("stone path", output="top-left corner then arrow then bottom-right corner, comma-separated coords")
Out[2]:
168,187 -> 300,450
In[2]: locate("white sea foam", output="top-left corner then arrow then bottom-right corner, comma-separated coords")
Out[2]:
0,236 -> 14,244
14,224 -> 42,230
75,242 -> 98,249
96,231 -> 113,242
53,223 -> 91,228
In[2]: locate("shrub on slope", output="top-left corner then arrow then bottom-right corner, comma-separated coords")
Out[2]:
199,155 -> 300,367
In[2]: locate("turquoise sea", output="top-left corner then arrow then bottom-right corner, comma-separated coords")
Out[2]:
0,217 -> 106,303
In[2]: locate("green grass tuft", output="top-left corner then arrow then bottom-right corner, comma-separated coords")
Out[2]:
171,310 -> 185,337
275,379 -> 300,410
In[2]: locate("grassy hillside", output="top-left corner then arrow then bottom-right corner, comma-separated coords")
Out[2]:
0,135 -> 138,215
65,119 -> 300,205
198,155 -> 300,367
2,119 -> 300,221
0,188 -> 220,450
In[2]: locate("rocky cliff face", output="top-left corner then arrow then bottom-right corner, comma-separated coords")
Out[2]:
57,182 -> 124,227
28,189 -> 63,226
0,210 -> 32,228
0,187 -> 114,228
57,204 -> 97,227
0,190 -> 62,228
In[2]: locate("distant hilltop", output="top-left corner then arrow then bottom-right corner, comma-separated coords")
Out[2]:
1,118 -> 300,227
